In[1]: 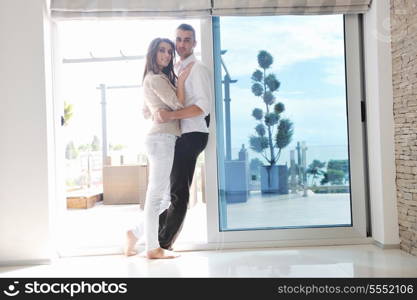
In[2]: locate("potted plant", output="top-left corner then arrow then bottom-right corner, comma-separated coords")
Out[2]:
249,50 -> 294,194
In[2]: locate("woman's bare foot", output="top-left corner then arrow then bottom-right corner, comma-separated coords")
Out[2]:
146,247 -> 180,259
124,230 -> 138,257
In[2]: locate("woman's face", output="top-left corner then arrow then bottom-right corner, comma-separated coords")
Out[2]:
156,41 -> 173,70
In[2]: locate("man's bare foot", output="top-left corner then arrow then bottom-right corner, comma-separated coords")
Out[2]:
146,247 -> 180,259
124,230 -> 138,257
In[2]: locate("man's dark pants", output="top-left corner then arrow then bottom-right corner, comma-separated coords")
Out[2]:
158,129 -> 209,249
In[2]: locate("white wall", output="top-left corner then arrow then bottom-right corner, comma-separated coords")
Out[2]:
0,0 -> 55,264
364,0 -> 400,246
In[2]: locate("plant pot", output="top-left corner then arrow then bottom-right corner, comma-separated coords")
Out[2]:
260,165 -> 289,194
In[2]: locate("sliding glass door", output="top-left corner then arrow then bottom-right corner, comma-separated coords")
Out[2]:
203,15 -> 368,244
55,15 -> 369,254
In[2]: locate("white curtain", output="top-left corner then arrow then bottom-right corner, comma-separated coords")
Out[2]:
50,0 -> 373,19
50,0 -> 212,19
212,0 -> 373,15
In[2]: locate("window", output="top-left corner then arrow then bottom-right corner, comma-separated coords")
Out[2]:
212,15 -> 363,232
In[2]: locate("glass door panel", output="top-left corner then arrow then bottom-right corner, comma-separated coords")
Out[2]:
212,15 -> 362,233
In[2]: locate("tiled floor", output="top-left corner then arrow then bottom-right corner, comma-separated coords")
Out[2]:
1,245 -> 417,277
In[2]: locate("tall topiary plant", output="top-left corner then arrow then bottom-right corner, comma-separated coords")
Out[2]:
249,50 -> 294,168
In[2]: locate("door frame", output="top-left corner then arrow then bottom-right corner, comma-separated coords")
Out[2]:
202,15 -> 371,248
51,15 -> 372,256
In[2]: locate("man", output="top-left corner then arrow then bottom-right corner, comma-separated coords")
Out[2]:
154,23 -> 212,250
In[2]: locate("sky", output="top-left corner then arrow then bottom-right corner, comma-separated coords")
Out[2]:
218,15 -> 349,166
59,15 -> 349,167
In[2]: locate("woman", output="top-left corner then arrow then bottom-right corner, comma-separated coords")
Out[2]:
124,38 -> 193,259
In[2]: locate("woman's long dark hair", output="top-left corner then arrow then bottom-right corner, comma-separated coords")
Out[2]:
143,38 -> 177,86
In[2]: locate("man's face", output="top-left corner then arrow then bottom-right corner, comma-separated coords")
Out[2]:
175,29 -> 196,59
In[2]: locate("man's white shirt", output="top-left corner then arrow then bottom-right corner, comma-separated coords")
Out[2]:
174,54 -> 212,134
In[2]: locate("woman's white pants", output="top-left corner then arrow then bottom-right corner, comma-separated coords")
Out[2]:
132,133 -> 176,251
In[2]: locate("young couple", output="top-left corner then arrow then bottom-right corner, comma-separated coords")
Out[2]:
124,24 -> 212,259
